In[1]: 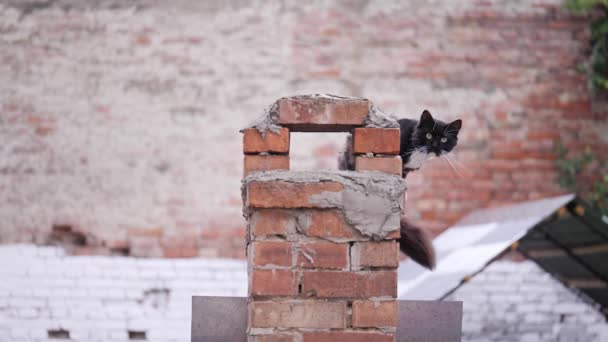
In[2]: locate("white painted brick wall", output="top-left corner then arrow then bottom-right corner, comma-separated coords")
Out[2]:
3,245 -> 608,341
0,245 -> 247,342
447,260 -> 608,342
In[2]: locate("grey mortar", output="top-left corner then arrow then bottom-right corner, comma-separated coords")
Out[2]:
242,170 -> 406,240
240,94 -> 399,136
240,101 -> 281,137
364,104 -> 400,128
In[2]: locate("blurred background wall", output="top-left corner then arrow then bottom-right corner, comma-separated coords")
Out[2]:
1,0 -> 606,259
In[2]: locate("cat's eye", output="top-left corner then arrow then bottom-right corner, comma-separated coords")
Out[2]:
425,133 -> 432,139
441,137 -> 447,143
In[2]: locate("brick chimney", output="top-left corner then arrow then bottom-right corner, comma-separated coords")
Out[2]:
242,95 -> 405,341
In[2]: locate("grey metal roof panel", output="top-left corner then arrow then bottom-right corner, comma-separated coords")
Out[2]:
399,194 -> 576,300
455,194 -> 575,226
399,194 -> 608,317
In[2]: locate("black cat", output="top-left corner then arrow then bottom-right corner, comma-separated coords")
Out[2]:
398,110 -> 462,269
339,109 -> 463,270
398,110 -> 462,178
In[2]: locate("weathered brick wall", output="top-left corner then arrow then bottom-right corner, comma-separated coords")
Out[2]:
1,0 -> 606,257
243,96 -> 403,341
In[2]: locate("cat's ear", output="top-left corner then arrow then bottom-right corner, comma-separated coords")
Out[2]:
419,110 -> 434,128
448,119 -> 462,133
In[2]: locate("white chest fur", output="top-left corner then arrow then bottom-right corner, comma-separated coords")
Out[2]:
404,150 -> 431,169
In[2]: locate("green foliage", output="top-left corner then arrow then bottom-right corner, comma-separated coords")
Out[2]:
554,144 -> 594,189
566,0 -> 608,12
590,175 -> 608,214
555,143 -> 608,216
590,22 -> 608,90
566,0 -> 608,91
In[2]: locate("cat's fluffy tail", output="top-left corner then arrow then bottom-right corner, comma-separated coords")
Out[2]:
399,217 -> 436,270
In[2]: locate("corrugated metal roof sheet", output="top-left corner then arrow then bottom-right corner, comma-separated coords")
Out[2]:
399,193 -> 608,315
398,195 -> 596,298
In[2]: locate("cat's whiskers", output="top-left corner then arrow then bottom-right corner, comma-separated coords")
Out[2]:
441,153 -> 463,178
442,152 -> 472,178
445,153 -> 468,171
441,152 -> 471,178
401,146 -> 424,156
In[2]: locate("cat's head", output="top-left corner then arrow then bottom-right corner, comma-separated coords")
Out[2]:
414,110 -> 462,157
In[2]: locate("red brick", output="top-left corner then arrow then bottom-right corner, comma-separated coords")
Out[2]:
72,246 -> 112,256
246,181 -> 343,208
307,69 -> 341,78
296,241 -> 348,269
35,125 -> 54,136
250,210 -> 293,237
303,332 -> 394,342
527,130 -> 559,141
491,149 -> 527,160
127,227 -> 163,237
163,246 -> 199,258
306,210 -> 356,239
277,97 -> 369,131
302,271 -> 397,298
353,128 -> 400,154
243,128 -> 290,154
161,234 -> 200,258
106,239 -> 129,250
386,230 -> 400,239
134,34 -> 151,45
253,334 -> 295,342
252,241 -> 292,267
355,156 -> 402,176
244,155 -> 289,176
128,236 -> 162,257
486,160 -> 518,172
250,269 -> 294,297
250,301 -> 346,328
352,300 -> 397,328
351,242 -> 399,270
